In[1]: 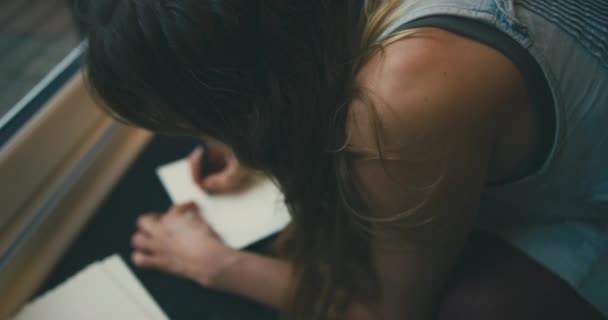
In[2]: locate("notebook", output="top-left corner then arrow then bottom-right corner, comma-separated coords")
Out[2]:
12,255 -> 169,320
156,159 -> 291,249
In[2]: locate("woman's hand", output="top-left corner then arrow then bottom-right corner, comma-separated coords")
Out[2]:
131,202 -> 238,286
189,140 -> 254,193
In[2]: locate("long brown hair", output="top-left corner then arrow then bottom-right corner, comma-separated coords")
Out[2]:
73,0 -> 405,318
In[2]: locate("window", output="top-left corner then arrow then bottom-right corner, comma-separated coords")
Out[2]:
0,0 -> 81,144
0,2 -> 153,314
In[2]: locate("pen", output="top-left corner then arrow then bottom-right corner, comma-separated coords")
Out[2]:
200,139 -> 211,179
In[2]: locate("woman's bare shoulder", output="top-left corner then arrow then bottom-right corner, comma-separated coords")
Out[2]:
350,27 -> 528,151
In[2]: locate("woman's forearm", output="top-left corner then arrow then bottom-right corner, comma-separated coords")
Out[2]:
202,249 -> 293,309
200,249 -> 379,320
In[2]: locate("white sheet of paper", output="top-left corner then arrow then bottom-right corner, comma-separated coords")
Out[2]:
99,255 -> 169,319
12,255 -> 169,320
156,159 -> 291,249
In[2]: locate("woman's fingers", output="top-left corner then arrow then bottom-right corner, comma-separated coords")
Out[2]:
188,142 -> 251,193
129,202 -> 229,282
168,202 -> 200,220
201,172 -> 229,191
190,142 -> 231,190
136,213 -> 162,235
202,156 -> 244,191
131,232 -> 156,253
131,251 -> 164,268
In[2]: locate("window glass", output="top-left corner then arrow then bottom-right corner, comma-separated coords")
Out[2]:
0,0 -> 80,124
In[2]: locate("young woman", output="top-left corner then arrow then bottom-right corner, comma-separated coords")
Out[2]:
75,0 -> 607,319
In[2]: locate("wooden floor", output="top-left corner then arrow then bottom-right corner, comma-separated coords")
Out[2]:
0,0 -> 79,116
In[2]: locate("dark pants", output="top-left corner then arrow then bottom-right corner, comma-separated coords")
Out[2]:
437,231 -> 605,320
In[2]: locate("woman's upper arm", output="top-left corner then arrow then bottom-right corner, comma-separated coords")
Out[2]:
348,31 -> 525,319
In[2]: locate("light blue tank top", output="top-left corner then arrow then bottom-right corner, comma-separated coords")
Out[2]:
380,0 -> 608,315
